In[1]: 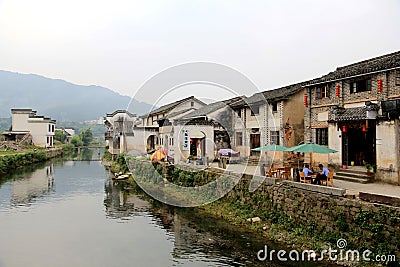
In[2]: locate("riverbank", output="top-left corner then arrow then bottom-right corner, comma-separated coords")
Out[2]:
104,156 -> 400,266
0,147 -> 63,175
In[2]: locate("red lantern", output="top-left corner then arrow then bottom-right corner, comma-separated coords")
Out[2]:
361,124 -> 367,132
377,79 -> 383,93
342,125 -> 348,133
335,84 -> 340,97
303,94 -> 308,107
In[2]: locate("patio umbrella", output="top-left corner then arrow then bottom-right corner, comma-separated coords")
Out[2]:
285,142 -> 337,154
285,142 -> 337,168
251,144 -> 288,151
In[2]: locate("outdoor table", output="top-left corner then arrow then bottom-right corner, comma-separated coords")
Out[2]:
309,173 -> 317,183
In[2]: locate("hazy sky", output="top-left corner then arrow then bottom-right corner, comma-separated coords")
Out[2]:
0,0 -> 399,105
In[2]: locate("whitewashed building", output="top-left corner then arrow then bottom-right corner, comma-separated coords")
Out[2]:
3,109 -> 56,148
104,110 -> 139,155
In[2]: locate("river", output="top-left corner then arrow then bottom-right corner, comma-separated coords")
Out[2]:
0,154 -> 328,267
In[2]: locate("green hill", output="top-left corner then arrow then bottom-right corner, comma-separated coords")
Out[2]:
0,70 -> 152,121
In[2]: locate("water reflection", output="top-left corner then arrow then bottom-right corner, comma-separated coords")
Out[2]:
0,160 -> 333,267
63,147 -> 103,161
104,179 -> 151,219
103,181 -> 289,267
11,164 -> 54,206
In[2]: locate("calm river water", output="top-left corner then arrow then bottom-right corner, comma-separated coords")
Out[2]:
0,155 -> 328,267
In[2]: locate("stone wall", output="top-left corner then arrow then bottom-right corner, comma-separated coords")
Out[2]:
233,177 -> 400,259
130,159 -> 400,260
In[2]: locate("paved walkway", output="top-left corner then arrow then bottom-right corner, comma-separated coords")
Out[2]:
210,162 -> 400,198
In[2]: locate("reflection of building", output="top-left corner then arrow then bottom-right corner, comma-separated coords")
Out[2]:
304,51 -> 400,184
2,109 -> 56,148
11,164 -> 54,205
103,180 -> 150,219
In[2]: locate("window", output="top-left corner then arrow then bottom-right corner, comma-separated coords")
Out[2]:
236,109 -> 241,118
350,78 -> 371,93
48,124 -> 51,132
396,70 -> 400,86
51,125 -> 55,132
315,85 -> 329,99
191,101 -> 194,107
250,105 -> 259,116
312,128 -> 328,145
270,131 -> 280,145
271,102 -> 278,112
236,132 -> 243,146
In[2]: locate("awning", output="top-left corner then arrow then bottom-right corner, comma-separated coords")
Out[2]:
190,130 -> 205,139
332,105 -> 378,122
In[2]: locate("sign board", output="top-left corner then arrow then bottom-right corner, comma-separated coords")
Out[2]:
182,130 -> 189,151
317,112 -> 328,122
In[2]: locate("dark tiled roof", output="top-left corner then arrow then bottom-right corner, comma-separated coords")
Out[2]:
332,104 -> 379,121
157,108 -> 195,121
106,110 -> 136,117
177,96 -> 243,121
307,51 -> 400,85
140,96 -> 205,118
230,81 -> 306,108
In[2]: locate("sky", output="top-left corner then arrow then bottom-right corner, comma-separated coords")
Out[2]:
0,0 -> 399,106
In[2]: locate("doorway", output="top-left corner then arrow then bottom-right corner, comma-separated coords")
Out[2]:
342,120 -> 376,166
250,134 -> 260,156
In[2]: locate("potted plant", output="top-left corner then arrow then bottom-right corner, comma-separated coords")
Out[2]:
365,163 -> 373,176
187,155 -> 194,163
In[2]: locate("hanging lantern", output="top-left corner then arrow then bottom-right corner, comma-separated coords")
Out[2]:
342,125 -> 348,133
361,124 -> 367,132
335,84 -> 340,98
377,79 -> 383,94
303,94 -> 308,106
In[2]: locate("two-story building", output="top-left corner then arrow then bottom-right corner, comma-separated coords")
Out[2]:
230,83 -> 307,161
172,97 -> 242,163
2,109 -> 56,148
105,96 -> 206,157
304,51 -> 400,184
136,96 -> 206,154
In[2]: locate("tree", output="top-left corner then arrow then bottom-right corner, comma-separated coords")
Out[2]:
79,128 -> 93,146
54,129 -> 67,143
70,135 -> 83,147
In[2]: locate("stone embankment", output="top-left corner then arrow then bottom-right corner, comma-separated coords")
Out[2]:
127,159 -> 400,263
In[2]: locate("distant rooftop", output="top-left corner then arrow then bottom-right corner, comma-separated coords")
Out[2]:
139,96 -> 205,118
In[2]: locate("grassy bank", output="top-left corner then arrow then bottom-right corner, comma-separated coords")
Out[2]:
0,146 -> 64,175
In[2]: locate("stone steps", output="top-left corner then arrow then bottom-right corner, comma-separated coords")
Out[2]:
246,156 -> 261,166
334,169 -> 374,184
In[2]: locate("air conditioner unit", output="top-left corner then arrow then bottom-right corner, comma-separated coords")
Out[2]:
381,100 -> 400,119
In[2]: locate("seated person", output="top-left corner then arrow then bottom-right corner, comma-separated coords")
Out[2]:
313,164 -> 329,185
302,164 -> 312,178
